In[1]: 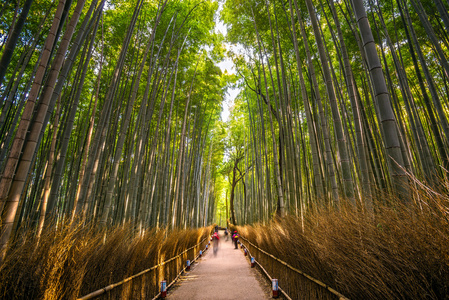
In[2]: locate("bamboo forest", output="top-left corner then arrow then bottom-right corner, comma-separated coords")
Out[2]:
0,0 -> 448,298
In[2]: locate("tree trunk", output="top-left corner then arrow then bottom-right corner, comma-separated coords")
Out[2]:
351,0 -> 409,199
0,0 -> 68,259
0,0 -> 33,87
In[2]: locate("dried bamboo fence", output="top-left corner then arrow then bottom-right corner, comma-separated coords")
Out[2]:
77,233 -> 213,300
239,236 -> 349,300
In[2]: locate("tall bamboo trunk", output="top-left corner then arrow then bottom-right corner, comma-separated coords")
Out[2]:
329,0 -> 372,208
252,7 -> 285,217
75,0 -> 141,217
0,0 -> 68,258
351,0 -> 409,199
294,0 -> 338,203
304,0 -> 355,206
0,0 -> 33,87
100,0 -> 166,226
288,0 -> 325,203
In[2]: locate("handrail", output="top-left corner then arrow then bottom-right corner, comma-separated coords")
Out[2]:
150,236 -> 211,300
239,236 -> 349,300
240,243 -> 293,300
78,234 -> 210,300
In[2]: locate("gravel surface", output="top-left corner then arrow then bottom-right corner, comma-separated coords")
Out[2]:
167,230 -> 270,299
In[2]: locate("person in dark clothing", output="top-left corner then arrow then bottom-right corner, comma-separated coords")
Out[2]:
232,231 -> 239,249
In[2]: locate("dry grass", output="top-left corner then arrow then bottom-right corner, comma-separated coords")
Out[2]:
234,185 -> 449,299
0,222 -> 212,300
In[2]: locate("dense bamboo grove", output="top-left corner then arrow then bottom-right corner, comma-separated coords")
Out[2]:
0,0 -> 449,296
222,0 -> 449,225
0,0 -> 228,258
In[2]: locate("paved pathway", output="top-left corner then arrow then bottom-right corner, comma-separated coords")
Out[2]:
167,230 -> 270,299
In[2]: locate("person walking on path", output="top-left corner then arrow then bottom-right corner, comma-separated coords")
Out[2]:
232,231 -> 239,249
213,231 -> 220,256
224,228 -> 229,241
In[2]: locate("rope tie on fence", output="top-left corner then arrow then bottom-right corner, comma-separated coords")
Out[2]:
239,236 -> 349,300
78,234 -> 211,300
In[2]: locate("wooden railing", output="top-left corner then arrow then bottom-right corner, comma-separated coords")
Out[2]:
239,236 -> 350,300
78,233 -> 212,300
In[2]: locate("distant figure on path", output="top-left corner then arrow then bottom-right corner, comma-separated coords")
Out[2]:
213,231 -> 220,255
224,228 -> 229,241
232,231 -> 239,249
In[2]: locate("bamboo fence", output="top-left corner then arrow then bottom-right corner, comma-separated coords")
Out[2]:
77,233 -> 213,300
239,236 -> 350,300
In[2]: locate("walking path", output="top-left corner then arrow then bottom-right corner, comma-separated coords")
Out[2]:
167,230 -> 270,299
